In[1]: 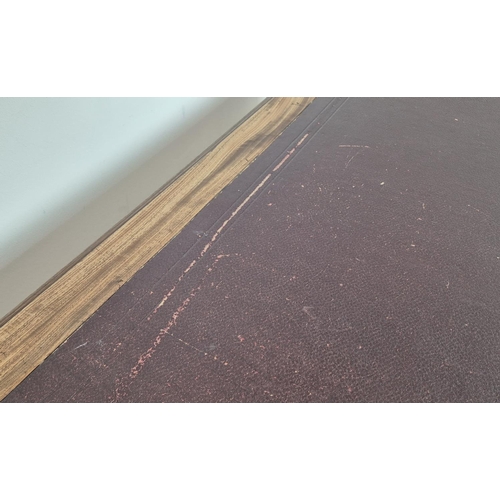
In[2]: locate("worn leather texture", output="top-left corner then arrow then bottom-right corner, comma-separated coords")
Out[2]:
4,97 -> 500,402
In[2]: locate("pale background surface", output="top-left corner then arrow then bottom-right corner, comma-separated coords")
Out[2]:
0,97 -> 265,319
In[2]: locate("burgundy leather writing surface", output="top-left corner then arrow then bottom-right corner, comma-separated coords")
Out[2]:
4,98 -> 500,402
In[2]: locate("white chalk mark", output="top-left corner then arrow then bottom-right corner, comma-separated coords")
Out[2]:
296,133 -> 309,146
345,151 -> 360,168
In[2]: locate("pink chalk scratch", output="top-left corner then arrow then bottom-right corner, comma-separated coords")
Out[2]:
115,131 -> 312,401
149,133 -> 310,320
273,134 -> 308,172
296,133 -> 309,146
273,154 -> 291,172
148,259 -> 197,319
148,173 -> 272,319
114,253 -> 230,402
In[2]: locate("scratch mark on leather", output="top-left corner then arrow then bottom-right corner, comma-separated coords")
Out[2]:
345,151 -> 361,168
113,254 -> 232,401
272,134 -> 308,171
272,154 -> 291,172
148,259 -> 197,319
296,133 -> 309,146
302,306 -> 317,319
148,173 -> 273,319
146,132 -> 310,325
209,174 -> 272,241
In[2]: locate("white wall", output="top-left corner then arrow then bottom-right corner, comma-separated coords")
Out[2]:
0,97 -> 265,319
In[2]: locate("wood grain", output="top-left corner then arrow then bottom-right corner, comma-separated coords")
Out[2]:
0,97 -> 314,400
